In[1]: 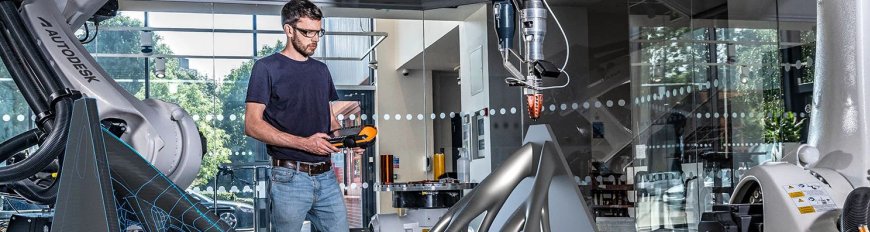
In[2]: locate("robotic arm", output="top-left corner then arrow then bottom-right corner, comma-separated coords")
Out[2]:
493,0 -> 570,120
0,0 -> 204,204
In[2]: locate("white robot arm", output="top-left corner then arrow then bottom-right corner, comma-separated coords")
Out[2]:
22,0 -> 204,189
20,0 -> 203,189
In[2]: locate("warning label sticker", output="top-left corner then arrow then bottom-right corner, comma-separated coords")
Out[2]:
783,183 -> 837,214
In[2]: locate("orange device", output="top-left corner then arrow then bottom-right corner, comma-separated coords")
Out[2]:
329,125 -> 378,148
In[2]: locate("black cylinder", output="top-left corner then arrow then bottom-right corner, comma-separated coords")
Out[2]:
0,128 -> 40,162
0,23 -> 49,115
0,1 -> 66,99
10,179 -> 57,205
842,187 -> 870,232
0,98 -> 71,183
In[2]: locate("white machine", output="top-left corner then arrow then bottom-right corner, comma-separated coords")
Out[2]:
716,0 -> 870,231
21,0 -> 203,189
0,0 -> 226,230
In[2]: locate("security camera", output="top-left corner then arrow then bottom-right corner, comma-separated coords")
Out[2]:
154,57 -> 166,78
402,69 -> 409,76
140,31 -> 154,54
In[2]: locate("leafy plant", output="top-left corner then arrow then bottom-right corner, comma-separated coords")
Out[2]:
763,111 -> 805,143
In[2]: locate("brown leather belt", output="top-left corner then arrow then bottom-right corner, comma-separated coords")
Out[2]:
272,159 -> 332,175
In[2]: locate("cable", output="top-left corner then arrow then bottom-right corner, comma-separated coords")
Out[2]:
81,21 -> 99,44
540,71 -> 570,90
77,22 -> 90,43
542,0 -> 570,71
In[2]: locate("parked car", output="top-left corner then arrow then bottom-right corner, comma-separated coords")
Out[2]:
186,190 -> 254,229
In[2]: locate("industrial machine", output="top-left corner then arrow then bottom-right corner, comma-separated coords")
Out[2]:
329,125 -> 378,149
370,181 -> 476,232
428,1 -> 598,231
699,0 -> 870,231
0,0 -> 230,230
492,0 -> 569,120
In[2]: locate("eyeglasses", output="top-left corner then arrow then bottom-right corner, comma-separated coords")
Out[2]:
290,25 -> 325,38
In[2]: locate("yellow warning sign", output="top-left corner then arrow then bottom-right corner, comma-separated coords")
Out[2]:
784,183 -> 836,215
423,229 -> 430,232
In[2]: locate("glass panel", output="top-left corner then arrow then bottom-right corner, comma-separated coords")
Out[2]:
213,33 -> 255,56
332,101 -> 365,228
370,10 -> 429,230
256,15 -> 282,31
148,12 -> 211,28
324,60 -> 371,85
96,57 -> 147,97
85,13 -> 146,54
153,31 -> 215,56
256,34 -> 285,52
117,11 -> 145,26
213,13 -> 254,30
624,0 -> 816,230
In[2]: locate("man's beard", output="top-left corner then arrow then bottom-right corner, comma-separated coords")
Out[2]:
292,36 -> 317,57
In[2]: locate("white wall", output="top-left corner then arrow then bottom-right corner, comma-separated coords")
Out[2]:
374,18 -> 435,214
393,20 -> 461,69
459,5 -> 492,183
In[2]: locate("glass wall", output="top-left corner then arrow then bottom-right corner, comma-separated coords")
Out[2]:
0,0 -> 822,231
626,0 -> 817,231
0,3 -> 380,230
96,8 -> 376,230
405,0 -> 817,231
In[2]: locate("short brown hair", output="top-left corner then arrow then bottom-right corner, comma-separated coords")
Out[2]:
281,0 -> 323,27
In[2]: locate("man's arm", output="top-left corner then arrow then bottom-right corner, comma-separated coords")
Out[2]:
245,103 -> 339,156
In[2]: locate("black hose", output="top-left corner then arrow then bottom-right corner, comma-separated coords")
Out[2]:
0,98 -> 71,184
841,187 -> 870,232
10,178 -> 57,205
0,23 -> 49,115
0,0 -> 65,99
0,128 -> 39,162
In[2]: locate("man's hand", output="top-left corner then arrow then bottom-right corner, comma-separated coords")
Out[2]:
300,133 -> 340,156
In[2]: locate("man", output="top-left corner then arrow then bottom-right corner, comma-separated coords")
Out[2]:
244,1 -> 351,231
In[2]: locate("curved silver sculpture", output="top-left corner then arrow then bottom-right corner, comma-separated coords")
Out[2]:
431,125 -> 597,232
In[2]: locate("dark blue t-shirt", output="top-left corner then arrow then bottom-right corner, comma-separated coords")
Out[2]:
246,53 -> 338,163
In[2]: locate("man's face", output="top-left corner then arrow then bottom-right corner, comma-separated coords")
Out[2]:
284,17 -> 322,57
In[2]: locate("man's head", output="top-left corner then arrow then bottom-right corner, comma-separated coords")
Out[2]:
281,0 -> 323,57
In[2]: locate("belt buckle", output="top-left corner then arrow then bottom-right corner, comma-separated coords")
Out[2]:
307,162 -> 327,175
307,163 -> 314,175
298,161 -> 316,175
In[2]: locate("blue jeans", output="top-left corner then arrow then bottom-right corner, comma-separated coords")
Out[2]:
270,166 -> 349,232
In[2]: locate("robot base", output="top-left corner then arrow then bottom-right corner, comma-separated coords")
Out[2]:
702,162 -> 851,232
